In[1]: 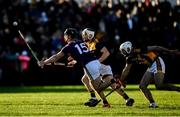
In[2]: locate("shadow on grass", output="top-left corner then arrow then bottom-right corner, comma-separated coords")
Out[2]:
0,85 -> 156,93
134,104 -> 180,110
0,86 -> 86,93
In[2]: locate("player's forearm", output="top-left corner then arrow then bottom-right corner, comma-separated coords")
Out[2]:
148,46 -> 175,54
120,64 -> 131,81
44,51 -> 64,65
121,69 -> 129,82
99,47 -> 110,62
44,54 -> 59,64
99,53 -> 109,62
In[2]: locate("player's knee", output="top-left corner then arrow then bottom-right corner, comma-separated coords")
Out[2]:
110,78 -> 116,84
81,78 -> 85,83
81,75 -> 88,84
102,74 -> 111,79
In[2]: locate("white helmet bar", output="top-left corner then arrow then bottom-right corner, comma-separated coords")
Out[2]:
119,41 -> 132,56
82,28 -> 95,40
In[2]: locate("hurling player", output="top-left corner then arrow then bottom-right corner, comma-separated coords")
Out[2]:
119,41 -> 180,108
81,28 -> 134,107
38,28 -> 131,108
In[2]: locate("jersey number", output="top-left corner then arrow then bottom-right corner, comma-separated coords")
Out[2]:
75,43 -> 89,54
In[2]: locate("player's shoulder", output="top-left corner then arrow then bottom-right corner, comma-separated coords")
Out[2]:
70,39 -> 84,45
96,39 -> 107,47
133,46 -> 148,54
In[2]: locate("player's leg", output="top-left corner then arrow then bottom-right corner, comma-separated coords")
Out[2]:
154,72 -> 180,91
81,74 -> 98,106
100,76 -> 135,107
102,76 -> 135,106
84,60 -> 110,107
98,64 -> 117,90
113,87 -> 135,106
90,78 -> 110,108
100,64 -> 134,106
154,57 -> 180,92
139,71 -> 158,108
114,74 -> 126,88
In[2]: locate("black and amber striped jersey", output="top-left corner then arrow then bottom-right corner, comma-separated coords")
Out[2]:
126,47 -> 159,67
85,39 -> 111,65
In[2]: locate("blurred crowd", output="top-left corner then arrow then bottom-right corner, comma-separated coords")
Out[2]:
0,0 -> 180,85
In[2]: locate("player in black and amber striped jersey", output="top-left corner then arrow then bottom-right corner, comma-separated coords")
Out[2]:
119,41 -> 180,108
81,28 -> 134,107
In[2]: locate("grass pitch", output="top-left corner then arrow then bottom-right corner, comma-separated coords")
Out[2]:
0,85 -> 180,116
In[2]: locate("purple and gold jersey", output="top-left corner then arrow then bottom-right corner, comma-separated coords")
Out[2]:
62,40 -> 97,65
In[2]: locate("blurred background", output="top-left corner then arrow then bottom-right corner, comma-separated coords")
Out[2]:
0,0 -> 180,86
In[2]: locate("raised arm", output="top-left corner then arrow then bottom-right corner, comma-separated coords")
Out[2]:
147,46 -> 180,55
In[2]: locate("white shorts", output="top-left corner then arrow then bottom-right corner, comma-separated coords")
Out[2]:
100,64 -> 113,76
84,60 -> 113,80
147,57 -> 165,74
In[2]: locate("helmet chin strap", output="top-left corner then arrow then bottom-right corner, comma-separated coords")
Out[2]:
121,49 -> 132,57
125,53 -> 130,57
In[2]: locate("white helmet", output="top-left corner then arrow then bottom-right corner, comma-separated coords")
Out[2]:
119,41 -> 132,56
82,28 -> 95,41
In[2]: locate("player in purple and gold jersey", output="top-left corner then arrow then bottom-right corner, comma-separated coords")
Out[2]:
38,28 -> 132,108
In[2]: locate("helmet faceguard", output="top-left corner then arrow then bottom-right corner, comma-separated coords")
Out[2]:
82,28 -> 95,42
119,41 -> 132,56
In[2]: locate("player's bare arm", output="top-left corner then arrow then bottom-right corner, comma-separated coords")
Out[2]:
147,46 -> 180,54
98,47 -> 110,63
38,51 -> 64,68
120,63 -> 132,87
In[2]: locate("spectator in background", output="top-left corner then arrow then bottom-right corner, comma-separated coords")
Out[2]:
0,0 -> 179,85
18,50 -> 30,72
18,50 -> 31,86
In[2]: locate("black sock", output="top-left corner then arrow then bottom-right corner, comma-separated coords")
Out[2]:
90,91 -> 96,98
123,93 -> 129,100
119,88 -> 129,100
150,100 -> 155,103
103,100 -> 108,104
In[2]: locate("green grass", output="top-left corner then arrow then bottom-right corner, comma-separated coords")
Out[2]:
0,85 -> 180,116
